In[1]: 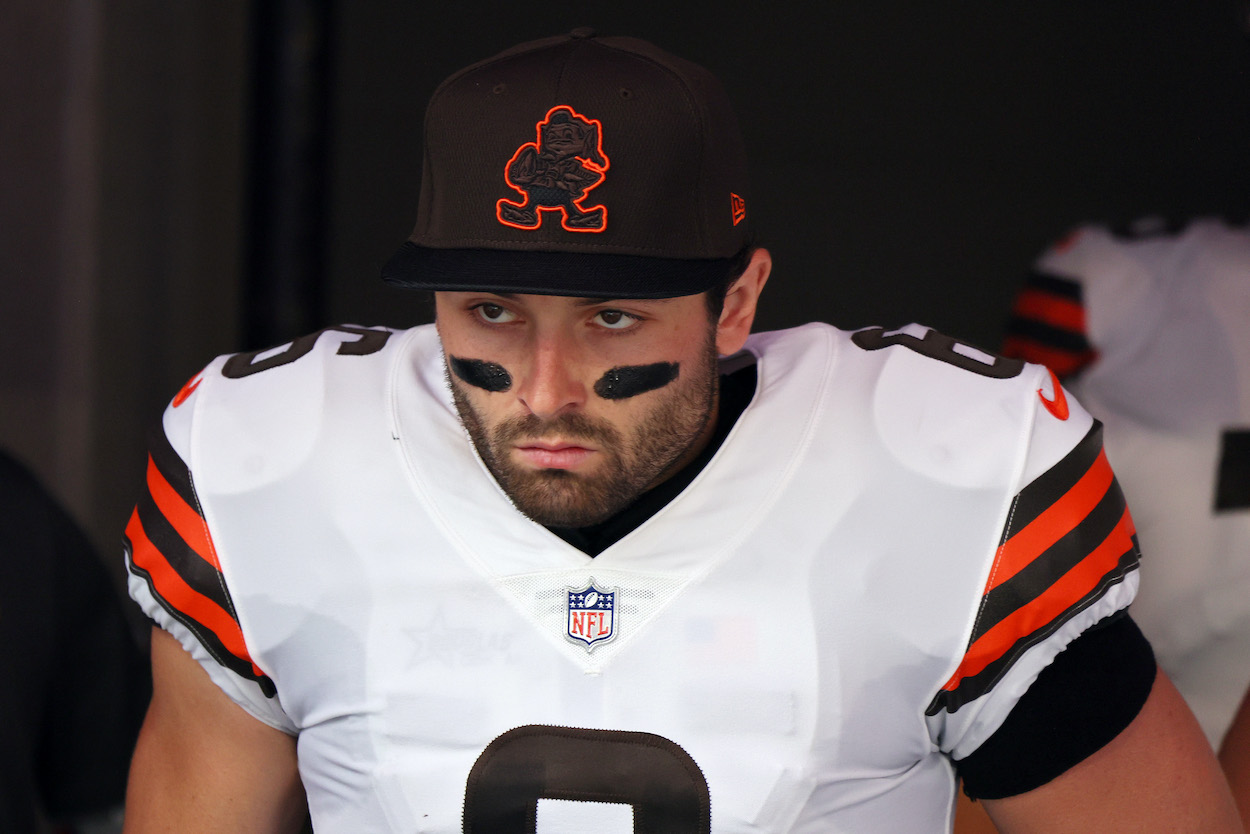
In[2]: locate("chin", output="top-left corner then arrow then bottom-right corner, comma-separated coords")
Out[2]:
507,470 -> 625,528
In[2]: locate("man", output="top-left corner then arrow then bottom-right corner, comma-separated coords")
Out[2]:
121,30 -> 1240,833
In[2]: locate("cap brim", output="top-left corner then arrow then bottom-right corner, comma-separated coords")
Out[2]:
381,241 -> 736,299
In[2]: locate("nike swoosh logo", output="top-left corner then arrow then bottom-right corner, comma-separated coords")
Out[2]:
1037,368 -> 1069,420
172,372 -> 203,408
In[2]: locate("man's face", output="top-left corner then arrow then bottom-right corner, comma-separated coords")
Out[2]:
434,291 -> 722,528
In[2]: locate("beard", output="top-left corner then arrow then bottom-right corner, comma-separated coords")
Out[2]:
448,337 -> 720,528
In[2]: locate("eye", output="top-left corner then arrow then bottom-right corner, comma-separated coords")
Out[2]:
473,303 -> 517,324
593,309 -> 639,330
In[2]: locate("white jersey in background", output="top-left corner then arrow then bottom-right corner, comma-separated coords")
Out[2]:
1004,216 -> 1250,746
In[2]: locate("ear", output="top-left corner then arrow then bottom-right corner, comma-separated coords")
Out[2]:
715,248 -> 772,356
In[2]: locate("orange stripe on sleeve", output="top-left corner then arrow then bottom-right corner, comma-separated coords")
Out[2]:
1011,288 -> 1088,333
987,450 -> 1115,591
126,508 -> 265,679
941,508 -> 1136,691
145,456 -> 220,569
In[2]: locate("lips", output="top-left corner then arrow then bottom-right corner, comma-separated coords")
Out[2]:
513,441 -> 596,470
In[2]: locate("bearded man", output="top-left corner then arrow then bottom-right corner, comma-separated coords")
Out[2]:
120,29 -> 1240,834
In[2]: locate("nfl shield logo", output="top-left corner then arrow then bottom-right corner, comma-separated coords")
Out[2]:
566,580 -> 616,651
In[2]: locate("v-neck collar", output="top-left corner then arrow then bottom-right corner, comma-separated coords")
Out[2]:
391,324 -> 835,577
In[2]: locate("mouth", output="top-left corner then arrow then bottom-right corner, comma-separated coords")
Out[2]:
512,440 -> 597,471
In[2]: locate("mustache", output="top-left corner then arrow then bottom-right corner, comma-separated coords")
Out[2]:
493,411 -> 621,446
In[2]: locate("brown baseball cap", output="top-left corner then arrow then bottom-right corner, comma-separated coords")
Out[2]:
380,28 -> 752,298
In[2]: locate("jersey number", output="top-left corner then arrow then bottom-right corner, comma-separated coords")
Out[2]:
221,325 -> 392,378
852,326 -> 1024,379
463,725 -> 711,833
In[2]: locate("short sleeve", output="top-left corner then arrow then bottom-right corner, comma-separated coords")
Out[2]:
1002,227 -> 1098,379
926,385 -> 1142,760
955,611 -> 1155,798
124,386 -> 297,735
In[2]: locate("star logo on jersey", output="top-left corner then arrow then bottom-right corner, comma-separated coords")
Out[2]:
403,609 -> 514,669
1038,368 -> 1070,421
566,580 -> 616,651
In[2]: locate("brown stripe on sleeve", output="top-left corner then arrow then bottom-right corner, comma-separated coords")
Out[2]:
927,424 -> 1140,715
125,429 -> 276,698
1002,271 -> 1098,379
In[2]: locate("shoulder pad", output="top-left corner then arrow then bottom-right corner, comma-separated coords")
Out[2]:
851,325 -> 1092,488
164,325 -> 402,495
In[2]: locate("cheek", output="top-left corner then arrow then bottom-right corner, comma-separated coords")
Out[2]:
450,356 -> 512,393
593,362 -> 679,400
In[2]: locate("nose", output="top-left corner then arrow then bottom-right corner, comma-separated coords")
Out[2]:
515,331 -> 588,420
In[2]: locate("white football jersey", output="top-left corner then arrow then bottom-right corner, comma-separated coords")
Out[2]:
1005,217 -> 1250,745
126,322 -> 1138,833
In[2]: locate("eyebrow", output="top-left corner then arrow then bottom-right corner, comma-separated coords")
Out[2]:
488,293 -> 672,309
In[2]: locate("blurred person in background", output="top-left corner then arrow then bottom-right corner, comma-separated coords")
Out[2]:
999,215 -> 1250,823
0,449 -> 150,834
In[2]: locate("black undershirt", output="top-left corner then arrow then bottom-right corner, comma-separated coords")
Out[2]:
956,611 -> 1155,799
546,362 -> 1156,799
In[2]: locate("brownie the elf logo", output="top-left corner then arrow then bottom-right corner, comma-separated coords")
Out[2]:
496,105 -> 609,232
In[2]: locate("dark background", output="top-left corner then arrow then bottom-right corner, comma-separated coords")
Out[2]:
321,2 -> 1250,345
4,1 -> 1249,564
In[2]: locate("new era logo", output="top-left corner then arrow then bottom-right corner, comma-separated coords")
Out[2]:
731,193 -> 746,226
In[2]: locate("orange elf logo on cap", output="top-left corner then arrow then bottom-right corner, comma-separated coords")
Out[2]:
496,105 -> 609,233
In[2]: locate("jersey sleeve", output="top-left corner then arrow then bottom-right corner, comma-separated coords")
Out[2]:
124,367 -> 297,734
1003,221 -> 1170,384
1001,227 -> 1099,379
955,611 -> 1155,798
925,368 -> 1142,760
